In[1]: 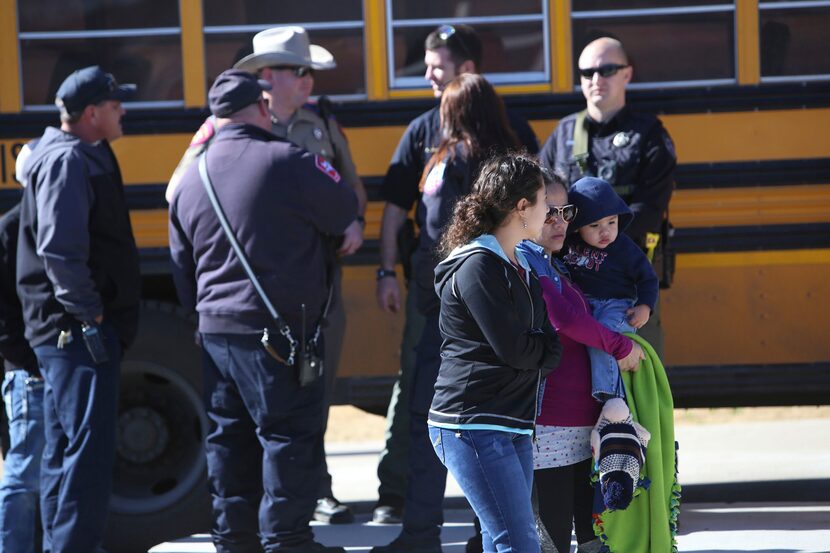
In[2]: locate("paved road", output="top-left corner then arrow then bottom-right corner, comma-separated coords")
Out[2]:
150,503 -> 830,553
151,417 -> 830,552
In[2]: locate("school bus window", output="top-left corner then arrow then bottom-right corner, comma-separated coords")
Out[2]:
760,3 -> 830,80
203,30 -> 366,97
202,1 -> 362,26
388,2 -> 548,89
202,1 -> 366,98
18,0 -> 178,32
16,0 -> 183,108
572,4 -> 736,88
19,36 -> 184,107
573,0 -> 726,9
390,0 -> 542,19
391,23 -> 546,86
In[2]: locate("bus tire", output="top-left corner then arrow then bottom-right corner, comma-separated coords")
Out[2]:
104,301 -> 211,553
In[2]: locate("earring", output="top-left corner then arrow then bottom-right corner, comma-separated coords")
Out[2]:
521,216 -> 528,229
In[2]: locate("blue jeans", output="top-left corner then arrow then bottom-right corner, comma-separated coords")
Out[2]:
201,333 -> 326,553
586,297 -> 636,401
429,427 -> 538,553
0,370 -> 45,553
34,322 -> 121,553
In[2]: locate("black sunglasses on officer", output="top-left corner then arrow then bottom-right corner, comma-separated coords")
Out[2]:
578,63 -> 629,79
269,65 -> 315,78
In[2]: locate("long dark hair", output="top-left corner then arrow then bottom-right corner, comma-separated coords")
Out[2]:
439,153 -> 551,257
419,73 -> 520,191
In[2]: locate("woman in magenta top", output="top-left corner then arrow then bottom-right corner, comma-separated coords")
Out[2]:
517,172 -> 644,553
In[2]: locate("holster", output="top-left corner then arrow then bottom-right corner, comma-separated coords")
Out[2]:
397,218 -> 418,282
651,219 -> 676,290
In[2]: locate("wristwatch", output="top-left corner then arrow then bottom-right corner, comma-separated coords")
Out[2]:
376,268 -> 397,281
356,215 -> 366,229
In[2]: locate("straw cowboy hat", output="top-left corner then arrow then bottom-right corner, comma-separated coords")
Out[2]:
234,26 -> 336,73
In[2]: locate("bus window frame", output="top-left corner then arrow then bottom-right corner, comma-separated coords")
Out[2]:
202,18 -> 368,101
758,0 -> 830,83
570,3 -> 740,90
16,9 -> 184,111
385,0 -> 552,96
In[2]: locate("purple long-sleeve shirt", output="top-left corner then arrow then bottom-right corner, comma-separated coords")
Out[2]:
536,275 -> 633,427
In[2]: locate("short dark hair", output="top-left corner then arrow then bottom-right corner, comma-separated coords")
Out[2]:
425,24 -> 482,70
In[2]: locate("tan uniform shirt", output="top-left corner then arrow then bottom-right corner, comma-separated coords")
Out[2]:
166,105 -> 361,203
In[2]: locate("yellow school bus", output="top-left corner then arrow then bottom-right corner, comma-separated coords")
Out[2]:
1,1 -> 829,550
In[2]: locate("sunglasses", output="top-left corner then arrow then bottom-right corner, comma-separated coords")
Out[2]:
270,65 -> 314,78
545,204 -> 578,224
578,64 -> 629,79
436,24 -> 473,63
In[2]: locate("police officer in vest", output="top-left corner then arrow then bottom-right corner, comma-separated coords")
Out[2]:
539,37 -> 676,357
168,26 -> 366,524
169,70 -> 357,552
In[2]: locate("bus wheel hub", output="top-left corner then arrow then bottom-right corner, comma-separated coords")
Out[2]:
117,407 -> 170,464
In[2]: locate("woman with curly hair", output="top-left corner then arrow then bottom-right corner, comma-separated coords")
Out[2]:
373,74 -> 526,553
428,153 -> 562,552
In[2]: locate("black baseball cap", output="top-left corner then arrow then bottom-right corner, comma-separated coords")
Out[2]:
55,66 -> 136,115
208,69 -> 272,117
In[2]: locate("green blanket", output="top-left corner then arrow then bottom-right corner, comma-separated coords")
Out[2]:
593,334 -> 681,553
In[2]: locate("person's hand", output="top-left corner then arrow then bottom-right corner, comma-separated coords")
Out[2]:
338,220 -> 364,256
626,304 -> 651,329
376,276 -> 401,313
618,341 -> 645,372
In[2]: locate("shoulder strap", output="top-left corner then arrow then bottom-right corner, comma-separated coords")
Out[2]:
571,109 -> 589,176
197,152 -> 298,360
315,95 -> 338,160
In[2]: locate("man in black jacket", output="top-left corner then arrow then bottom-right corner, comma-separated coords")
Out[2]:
169,70 -> 357,553
16,65 -> 139,553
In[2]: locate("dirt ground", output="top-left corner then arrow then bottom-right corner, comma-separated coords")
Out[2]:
324,404 -> 830,444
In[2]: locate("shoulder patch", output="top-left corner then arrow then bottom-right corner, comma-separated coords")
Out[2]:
189,118 -> 216,148
315,155 -> 341,183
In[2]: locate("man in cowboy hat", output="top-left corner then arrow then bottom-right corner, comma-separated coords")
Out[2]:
167,26 -> 366,525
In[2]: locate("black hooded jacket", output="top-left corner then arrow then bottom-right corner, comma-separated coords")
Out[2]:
16,128 -> 140,349
0,204 -> 38,375
429,237 -> 562,432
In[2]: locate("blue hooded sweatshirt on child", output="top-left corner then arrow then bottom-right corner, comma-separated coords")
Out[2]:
561,177 -> 658,311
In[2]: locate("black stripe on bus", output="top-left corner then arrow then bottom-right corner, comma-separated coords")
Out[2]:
363,158 -> 830,200
676,158 -> 830,189
3,156 -> 827,213
332,362 -> 830,410
672,223 -> 830,253
665,362 -> 830,408
338,222 -> 830,265
130,222 -> 830,274
2,81 -> 829,137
